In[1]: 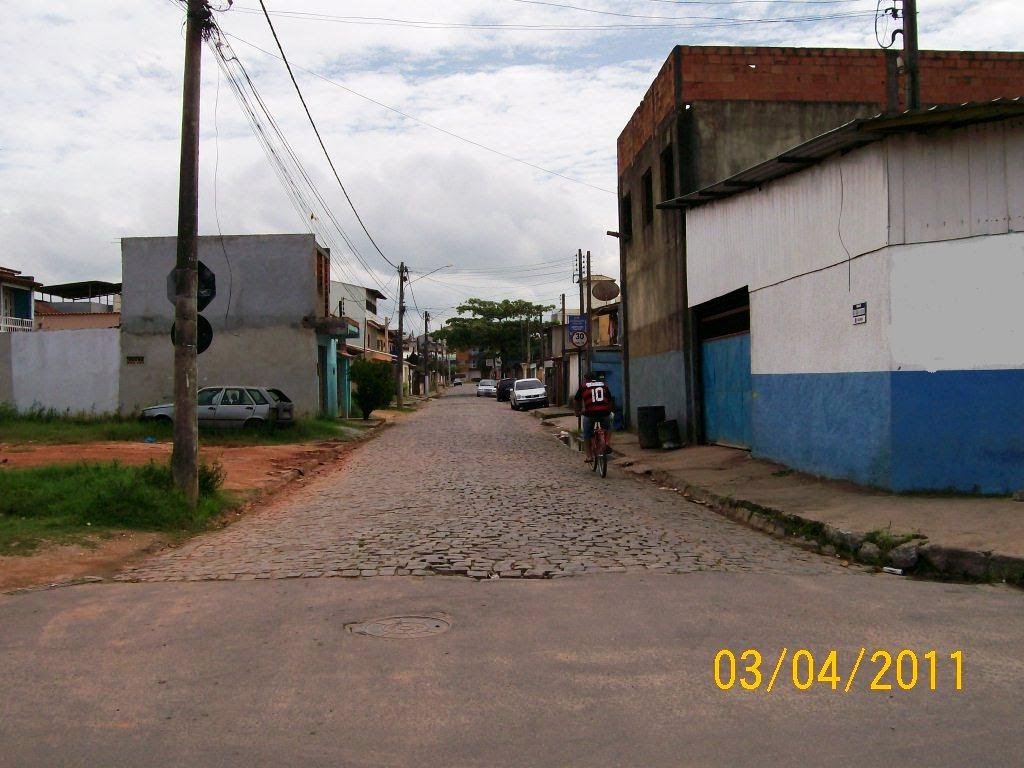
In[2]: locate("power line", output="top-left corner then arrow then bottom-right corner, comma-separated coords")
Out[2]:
506,0 -> 873,20
255,0 -> 397,270
445,256 -> 573,271
211,30 -> 577,311
209,30 -> 393,296
646,0 -> 863,3
230,4 -> 878,31
223,33 -> 615,195
445,265 -> 573,277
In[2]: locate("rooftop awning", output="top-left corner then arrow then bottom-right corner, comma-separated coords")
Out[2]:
1,267 -> 41,289
40,280 -> 122,299
310,315 -> 361,339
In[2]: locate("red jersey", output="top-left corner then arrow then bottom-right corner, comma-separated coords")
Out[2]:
579,381 -> 613,415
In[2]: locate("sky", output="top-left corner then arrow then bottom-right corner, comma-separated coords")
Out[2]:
2,0 -> 1022,333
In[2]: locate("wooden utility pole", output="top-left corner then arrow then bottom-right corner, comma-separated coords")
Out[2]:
576,249 -> 584,434
394,262 -> 406,406
585,250 -> 593,376
903,0 -> 920,110
171,0 -> 210,507
560,292 -> 566,404
422,310 -> 430,396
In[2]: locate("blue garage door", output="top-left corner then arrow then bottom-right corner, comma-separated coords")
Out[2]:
701,332 -> 752,449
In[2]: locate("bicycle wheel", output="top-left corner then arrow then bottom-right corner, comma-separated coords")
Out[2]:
590,441 -> 598,472
597,450 -> 607,477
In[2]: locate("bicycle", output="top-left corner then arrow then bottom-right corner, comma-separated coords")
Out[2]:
589,419 -> 610,478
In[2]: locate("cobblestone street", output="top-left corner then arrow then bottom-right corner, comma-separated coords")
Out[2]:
119,390 -> 848,582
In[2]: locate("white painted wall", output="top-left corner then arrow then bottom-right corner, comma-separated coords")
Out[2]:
3,329 -> 119,413
330,281 -> 369,350
751,248 -> 892,375
890,231 -> 1024,373
687,147 -> 889,308
887,118 -> 1024,245
691,118 -> 1024,377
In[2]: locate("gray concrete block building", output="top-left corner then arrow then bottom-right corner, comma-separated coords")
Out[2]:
119,234 -> 336,416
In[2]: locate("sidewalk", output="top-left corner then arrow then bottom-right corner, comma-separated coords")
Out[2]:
537,412 -> 1024,585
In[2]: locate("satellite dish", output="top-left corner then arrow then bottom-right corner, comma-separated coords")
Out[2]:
591,280 -> 620,301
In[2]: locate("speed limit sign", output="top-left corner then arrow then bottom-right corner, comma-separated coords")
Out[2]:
570,330 -> 588,348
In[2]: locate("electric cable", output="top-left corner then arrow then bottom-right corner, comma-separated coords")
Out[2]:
506,0 -> 874,21
230,4 -> 879,32
209,29 -> 395,298
223,33 -> 614,195
212,62 -> 236,326
255,0 -> 397,270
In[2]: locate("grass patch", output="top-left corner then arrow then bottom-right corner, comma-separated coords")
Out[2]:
0,404 -> 364,446
0,404 -> 173,444
199,417 -> 361,445
0,461 -> 229,556
864,526 -> 925,553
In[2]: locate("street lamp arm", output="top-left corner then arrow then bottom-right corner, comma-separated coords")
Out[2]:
408,264 -> 453,284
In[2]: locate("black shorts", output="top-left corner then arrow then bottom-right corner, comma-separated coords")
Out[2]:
582,413 -> 611,440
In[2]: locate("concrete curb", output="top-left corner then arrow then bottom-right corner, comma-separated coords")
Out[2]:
541,419 -> 1024,586
606,454 -> 1024,586
531,407 -> 575,420
257,419 -> 389,495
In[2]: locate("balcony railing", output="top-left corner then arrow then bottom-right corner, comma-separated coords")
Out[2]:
0,316 -> 33,332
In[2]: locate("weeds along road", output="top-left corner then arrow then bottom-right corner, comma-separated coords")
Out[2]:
1,389 -> 1022,767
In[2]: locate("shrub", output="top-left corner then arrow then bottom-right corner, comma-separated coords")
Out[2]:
135,459 -> 226,497
350,359 -> 395,420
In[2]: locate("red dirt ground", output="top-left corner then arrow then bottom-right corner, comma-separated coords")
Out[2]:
0,436 -> 372,592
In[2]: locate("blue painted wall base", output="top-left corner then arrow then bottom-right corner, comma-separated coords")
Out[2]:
751,369 -> 1024,494
891,370 -> 1024,493
591,348 -> 624,430
701,334 -> 752,448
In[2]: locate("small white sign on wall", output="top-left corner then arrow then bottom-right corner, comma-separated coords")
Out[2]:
852,302 -> 867,325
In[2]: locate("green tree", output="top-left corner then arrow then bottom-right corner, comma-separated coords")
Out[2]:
434,297 -> 553,374
350,359 -> 395,420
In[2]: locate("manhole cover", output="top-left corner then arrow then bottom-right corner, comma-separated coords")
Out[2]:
348,613 -> 451,639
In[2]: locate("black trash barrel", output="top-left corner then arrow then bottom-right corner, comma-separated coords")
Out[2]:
637,405 -> 666,449
658,419 -> 681,450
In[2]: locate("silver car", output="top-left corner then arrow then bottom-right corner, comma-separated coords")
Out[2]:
476,379 -> 497,397
509,378 -> 548,410
140,386 -> 295,428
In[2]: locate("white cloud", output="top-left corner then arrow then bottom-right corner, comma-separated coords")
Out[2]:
1,0 -> 1020,322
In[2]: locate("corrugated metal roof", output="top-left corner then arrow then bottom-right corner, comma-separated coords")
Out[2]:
40,280 -> 122,299
659,98 -> 1024,210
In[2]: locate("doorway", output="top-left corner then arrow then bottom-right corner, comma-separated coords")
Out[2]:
696,288 -> 751,449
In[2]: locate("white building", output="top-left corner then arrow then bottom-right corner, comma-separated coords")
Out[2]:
329,281 -> 390,361
670,99 -> 1024,492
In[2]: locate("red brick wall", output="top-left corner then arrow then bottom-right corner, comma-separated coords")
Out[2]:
919,50 -> 1024,102
617,46 -> 1024,174
618,52 -> 678,183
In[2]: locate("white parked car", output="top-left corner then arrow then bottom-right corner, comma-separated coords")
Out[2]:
509,378 -> 548,410
140,386 -> 295,428
476,379 -> 497,397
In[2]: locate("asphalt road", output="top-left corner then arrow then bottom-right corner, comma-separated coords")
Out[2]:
1,389 -> 1021,767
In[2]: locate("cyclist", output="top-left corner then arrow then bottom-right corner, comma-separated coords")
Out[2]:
573,372 -> 614,464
